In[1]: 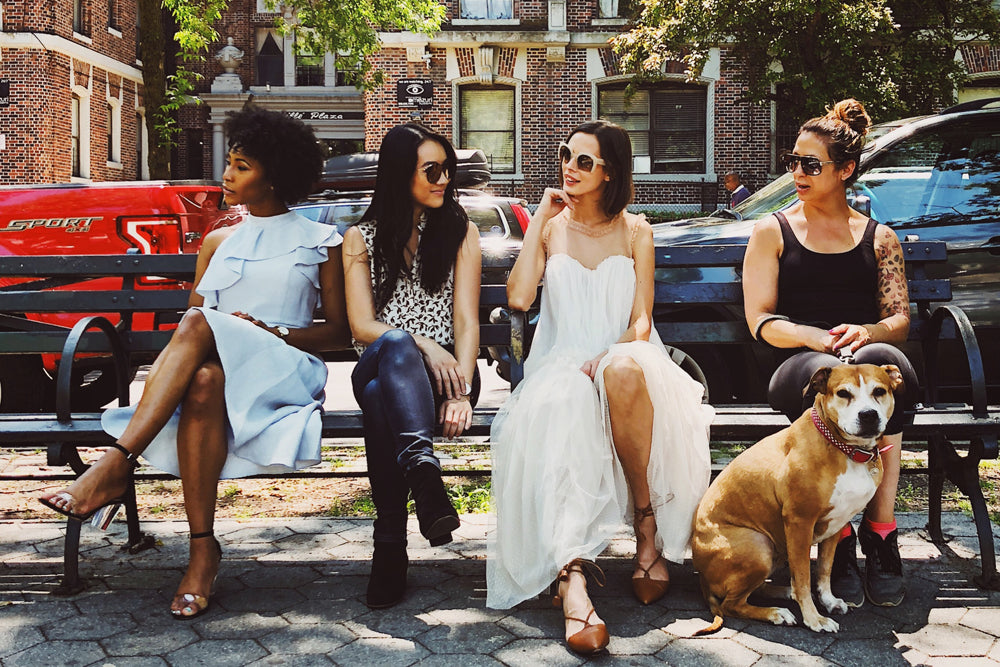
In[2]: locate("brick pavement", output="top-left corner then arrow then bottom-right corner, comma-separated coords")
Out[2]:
1,512 -> 998,666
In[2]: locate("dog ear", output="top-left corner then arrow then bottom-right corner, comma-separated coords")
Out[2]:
881,364 -> 905,393
808,367 -> 833,396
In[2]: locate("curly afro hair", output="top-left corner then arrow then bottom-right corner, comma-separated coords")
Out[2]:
224,105 -> 324,205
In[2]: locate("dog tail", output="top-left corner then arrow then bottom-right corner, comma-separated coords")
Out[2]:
693,615 -> 725,636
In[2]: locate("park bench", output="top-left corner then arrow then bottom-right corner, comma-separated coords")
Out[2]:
1,240 -> 997,595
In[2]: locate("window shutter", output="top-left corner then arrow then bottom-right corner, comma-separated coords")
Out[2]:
651,90 -> 705,172
598,89 -> 650,156
460,88 -> 516,173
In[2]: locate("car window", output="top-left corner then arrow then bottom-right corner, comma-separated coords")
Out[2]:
856,117 -> 1000,229
463,204 -> 509,238
294,205 -> 327,224
734,173 -> 800,220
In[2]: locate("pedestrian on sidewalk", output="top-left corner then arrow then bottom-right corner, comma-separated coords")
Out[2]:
40,105 -> 349,619
724,171 -> 752,208
487,119 -> 713,655
343,123 -> 482,609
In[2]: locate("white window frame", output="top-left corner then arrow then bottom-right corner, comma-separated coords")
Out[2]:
106,98 -> 122,166
454,79 -> 521,179
71,86 -> 91,181
593,74 -> 715,182
136,108 -> 149,180
453,0 -> 519,25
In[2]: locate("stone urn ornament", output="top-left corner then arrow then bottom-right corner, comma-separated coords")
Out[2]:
212,37 -> 245,93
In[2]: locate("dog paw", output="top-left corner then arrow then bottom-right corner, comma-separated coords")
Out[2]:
768,608 -> 797,626
819,592 -> 848,615
804,614 -> 840,633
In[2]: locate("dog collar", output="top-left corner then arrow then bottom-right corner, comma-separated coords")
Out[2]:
811,408 -> 893,464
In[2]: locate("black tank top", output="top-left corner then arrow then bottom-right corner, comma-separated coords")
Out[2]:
774,211 -> 880,329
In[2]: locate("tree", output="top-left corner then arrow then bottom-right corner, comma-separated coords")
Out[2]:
613,0 -> 1000,124
139,0 -> 445,179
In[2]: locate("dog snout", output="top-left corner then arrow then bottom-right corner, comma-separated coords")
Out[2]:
857,408 -> 882,435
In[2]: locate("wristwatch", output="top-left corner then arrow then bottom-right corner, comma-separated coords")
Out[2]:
275,326 -> 290,339
460,382 -> 472,397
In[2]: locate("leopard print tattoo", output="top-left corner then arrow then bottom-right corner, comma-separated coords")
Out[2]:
876,227 -> 909,320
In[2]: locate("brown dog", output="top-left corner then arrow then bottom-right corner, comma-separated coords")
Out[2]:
691,364 -> 904,633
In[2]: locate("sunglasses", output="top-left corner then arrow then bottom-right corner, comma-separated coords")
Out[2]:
558,143 -> 606,173
780,152 -> 835,176
420,161 -> 452,184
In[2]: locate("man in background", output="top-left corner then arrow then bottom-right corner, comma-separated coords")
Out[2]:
724,172 -> 751,208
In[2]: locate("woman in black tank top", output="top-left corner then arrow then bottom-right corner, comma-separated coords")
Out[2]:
741,99 -> 917,608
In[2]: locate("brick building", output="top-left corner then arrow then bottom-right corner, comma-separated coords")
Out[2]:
0,0 -> 146,184
4,0 -> 1000,211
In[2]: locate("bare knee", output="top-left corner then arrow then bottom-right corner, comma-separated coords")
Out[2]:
603,357 -> 646,401
173,308 -> 213,345
182,363 -> 225,416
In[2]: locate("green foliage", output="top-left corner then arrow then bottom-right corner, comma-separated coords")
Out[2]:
266,0 -> 446,89
615,0 -> 1000,124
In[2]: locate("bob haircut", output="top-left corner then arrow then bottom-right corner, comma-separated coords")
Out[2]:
564,120 -> 634,217
359,123 -> 469,312
224,105 -> 324,205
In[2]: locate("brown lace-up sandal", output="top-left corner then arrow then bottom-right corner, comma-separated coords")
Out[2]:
551,558 -> 610,655
632,503 -> 670,604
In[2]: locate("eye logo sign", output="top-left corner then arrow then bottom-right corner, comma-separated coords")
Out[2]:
396,78 -> 433,109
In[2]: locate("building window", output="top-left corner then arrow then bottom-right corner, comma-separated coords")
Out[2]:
136,112 -> 145,179
461,0 -> 513,20
108,0 -> 118,30
598,84 -> 707,174
257,32 -> 283,87
459,86 -> 516,174
71,92 -> 90,179
107,101 -> 121,164
73,0 -> 87,34
294,32 -> 324,86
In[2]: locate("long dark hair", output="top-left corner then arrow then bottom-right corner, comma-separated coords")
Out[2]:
359,124 -> 468,312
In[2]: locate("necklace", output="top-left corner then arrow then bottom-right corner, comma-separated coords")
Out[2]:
566,213 -> 622,238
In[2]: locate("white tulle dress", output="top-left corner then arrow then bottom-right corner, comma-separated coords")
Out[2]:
102,211 -> 342,479
486,227 -> 713,610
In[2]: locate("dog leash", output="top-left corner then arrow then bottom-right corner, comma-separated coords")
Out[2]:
811,408 -> 893,464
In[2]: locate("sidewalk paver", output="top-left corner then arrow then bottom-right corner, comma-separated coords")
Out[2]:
1,511 -> 998,666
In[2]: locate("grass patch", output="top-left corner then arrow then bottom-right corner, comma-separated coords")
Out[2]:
448,479 -> 492,514
894,482 -> 922,512
222,484 -> 240,499
324,496 -> 377,517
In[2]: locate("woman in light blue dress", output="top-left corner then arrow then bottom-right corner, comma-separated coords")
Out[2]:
39,106 -> 349,618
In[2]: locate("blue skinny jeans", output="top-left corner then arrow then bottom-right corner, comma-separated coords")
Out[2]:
351,329 -> 480,544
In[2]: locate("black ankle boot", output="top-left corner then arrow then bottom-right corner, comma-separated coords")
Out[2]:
405,462 -> 459,545
366,542 -> 408,609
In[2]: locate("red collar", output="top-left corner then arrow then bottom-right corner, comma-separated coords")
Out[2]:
811,408 -> 892,464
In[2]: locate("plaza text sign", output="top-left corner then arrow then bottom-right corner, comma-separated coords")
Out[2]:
397,79 -> 433,109
0,80 -> 10,108
285,111 -> 364,121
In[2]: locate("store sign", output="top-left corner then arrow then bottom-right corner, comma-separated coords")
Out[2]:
397,78 -> 433,109
0,80 -> 10,108
285,111 -> 364,121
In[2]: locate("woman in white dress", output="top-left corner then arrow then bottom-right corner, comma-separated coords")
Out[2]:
39,106 -> 349,619
488,120 -> 713,654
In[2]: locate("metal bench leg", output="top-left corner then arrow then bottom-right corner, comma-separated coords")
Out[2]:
926,435 -> 946,544
938,437 -> 1000,590
52,518 -> 87,597
121,482 -> 155,555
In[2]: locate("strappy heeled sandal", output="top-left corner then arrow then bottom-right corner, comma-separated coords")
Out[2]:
552,558 -> 610,655
38,442 -> 139,530
632,503 -> 670,604
171,530 -> 222,620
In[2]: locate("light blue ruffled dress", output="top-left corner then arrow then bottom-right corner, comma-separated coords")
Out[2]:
101,211 -> 343,479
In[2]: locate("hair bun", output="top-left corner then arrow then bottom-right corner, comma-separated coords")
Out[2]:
826,98 -> 871,136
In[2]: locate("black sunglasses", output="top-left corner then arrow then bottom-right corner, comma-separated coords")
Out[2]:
420,161 -> 452,184
780,152 -> 835,176
558,142 -> 606,173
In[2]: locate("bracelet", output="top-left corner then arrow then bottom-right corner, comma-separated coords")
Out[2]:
753,314 -> 790,343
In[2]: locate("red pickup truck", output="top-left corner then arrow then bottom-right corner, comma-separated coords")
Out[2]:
0,181 -> 242,412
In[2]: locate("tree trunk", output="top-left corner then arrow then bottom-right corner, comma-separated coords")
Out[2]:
137,0 -> 169,179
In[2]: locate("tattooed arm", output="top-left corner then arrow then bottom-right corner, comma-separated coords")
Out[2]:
828,224 -> 910,352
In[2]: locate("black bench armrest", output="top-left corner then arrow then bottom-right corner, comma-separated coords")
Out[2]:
55,316 -> 131,422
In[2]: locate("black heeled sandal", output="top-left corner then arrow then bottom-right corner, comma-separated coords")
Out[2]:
171,530 -> 222,620
38,442 -> 139,530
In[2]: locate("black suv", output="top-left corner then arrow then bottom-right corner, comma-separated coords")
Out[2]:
650,98 -> 1000,402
